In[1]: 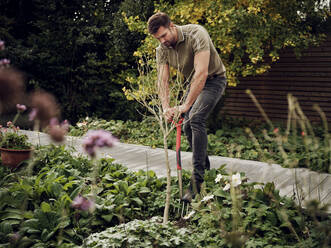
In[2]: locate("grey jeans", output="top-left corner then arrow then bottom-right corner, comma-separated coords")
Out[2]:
183,75 -> 227,193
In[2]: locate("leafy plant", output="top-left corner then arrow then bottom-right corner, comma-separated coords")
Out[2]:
84,216 -> 194,248
0,108 -> 32,150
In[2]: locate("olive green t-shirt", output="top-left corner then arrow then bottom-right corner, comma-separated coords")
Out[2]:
156,24 -> 226,80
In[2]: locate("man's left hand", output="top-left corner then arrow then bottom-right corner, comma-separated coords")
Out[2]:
177,104 -> 190,114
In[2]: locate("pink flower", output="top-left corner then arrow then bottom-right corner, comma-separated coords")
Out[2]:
47,117 -> 69,142
29,108 -> 38,121
6,121 -> 13,127
0,41 -> 4,51
83,130 -> 118,157
16,104 -> 27,112
273,128 -> 279,134
301,131 -> 305,136
61,119 -> 69,132
0,59 -> 10,66
72,195 -> 95,212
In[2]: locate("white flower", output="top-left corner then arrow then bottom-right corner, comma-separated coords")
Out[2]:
183,210 -> 195,220
223,183 -> 230,191
215,174 -> 223,183
201,195 -> 214,202
85,116 -> 89,120
232,172 -> 242,187
253,184 -> 263,190
77,123 -> 83,127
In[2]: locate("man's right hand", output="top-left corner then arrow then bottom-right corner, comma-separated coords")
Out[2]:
163,107 -> 176,122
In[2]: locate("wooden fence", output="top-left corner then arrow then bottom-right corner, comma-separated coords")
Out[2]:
221,33 -> 331,123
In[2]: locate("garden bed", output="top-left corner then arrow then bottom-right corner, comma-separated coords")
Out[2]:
0,145 -> 330,247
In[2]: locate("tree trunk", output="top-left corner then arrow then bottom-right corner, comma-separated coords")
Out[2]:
162,134 -> 171,224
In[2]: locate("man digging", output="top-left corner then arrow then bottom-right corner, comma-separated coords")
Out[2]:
147,12 -> 227,202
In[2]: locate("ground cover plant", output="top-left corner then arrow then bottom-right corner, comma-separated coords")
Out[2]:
0,145 -> 184,247
69,113 -> 331,173
0,145 -> 329,247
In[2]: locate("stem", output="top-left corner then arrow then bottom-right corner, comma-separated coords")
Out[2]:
163,134 -> 171,224
12,112 -> 20,125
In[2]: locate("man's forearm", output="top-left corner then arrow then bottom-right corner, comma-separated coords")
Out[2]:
158,81 -> 170,110
184,71 -> 208,108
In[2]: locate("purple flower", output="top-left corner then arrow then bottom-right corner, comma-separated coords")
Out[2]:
0,59 -> 10,66
47,117 -> 69,142
61,119 -> 69,131
16,104 -> 27,112
83,130 -> 118,157
0,41 -> 4,51
72,195 -> 95,212
29,108 -> 38,121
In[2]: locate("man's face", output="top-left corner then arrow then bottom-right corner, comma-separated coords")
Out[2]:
153,25 -> 177,48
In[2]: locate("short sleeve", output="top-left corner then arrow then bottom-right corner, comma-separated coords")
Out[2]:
191,26 -> 210,54
156,46 -> 168,65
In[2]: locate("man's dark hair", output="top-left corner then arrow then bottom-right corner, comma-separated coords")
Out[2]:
147,12 -> 171,34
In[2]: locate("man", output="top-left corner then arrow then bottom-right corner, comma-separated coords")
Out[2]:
147,12 -> 227,202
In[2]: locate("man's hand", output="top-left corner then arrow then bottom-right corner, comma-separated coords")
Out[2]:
178,104 -> 190,114
163,107 -> 176,122
163,104 -> 190,122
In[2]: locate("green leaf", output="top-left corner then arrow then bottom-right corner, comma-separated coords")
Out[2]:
70,185 -> 82,199
101,214 -> 114,222
132,197 -> 143,206
0,222 -> 13,234
0,212 -> 23,221
213,188 -> 228,198
41,202 -> 51,213
139,187 -> 151,194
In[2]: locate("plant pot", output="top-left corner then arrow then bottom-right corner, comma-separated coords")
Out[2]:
0,147 -> 32,169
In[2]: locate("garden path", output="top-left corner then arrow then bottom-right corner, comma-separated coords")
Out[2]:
22,130 -> 331,213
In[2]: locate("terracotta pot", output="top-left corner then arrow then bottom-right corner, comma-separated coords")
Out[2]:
0,147 -> 32,169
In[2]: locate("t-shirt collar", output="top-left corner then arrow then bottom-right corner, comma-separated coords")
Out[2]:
175,25 -> 184,45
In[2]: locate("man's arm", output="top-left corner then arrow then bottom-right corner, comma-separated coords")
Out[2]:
179,50 -> 210,113
157,63 -> 172,119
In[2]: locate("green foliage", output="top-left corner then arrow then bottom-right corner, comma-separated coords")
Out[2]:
186,169 -> 330,247
69,116 -> 330,173
124,0 -> 329,87
83,168 -> 330,247
0,144 -> 187,246
0,0 -> 155,123
84,216 -> 193,248
0,131 -> 31,150
0,144 -> 329,247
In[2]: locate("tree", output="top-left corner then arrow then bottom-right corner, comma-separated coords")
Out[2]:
0,0 -> 155,122
123,0 -> 330,86
124,53 -> 188,223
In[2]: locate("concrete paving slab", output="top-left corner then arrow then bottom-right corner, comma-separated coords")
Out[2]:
19,130 -> 331,213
